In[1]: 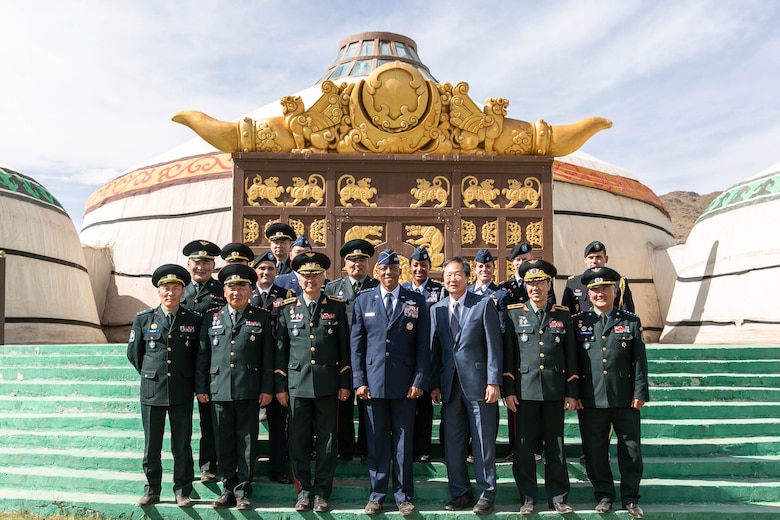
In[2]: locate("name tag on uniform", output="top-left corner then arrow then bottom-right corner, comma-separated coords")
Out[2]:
365,312 -> 376,317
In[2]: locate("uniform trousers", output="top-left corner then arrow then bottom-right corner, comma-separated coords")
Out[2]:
197,400 -> 217,473
266,397 -> 289,474
364,397 -> 416,503
579,406 -> 643,505
212,399 -> 260,498
337,390 -> 356,457
413,390 -> 434,457
289,394 -> 339,499
513,400 -> 570,505
141,401 -> 194,496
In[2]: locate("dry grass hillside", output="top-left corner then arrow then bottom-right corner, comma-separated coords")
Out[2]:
659,191 -> 722,244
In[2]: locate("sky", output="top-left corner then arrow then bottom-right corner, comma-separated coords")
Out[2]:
2,0 -> 779,227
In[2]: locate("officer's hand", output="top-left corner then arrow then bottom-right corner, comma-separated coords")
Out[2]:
430,388 -> 442,404
575,399 -> 584,410
563,397 -> 578,413
276,392 -> 289,407
504,395 -> 519,412
338,388 -> 350,402
259,393 -> 272,407
631,398 -> 645,410
485,384 -> 500,404
356,385 -> 371,400
407,386 -> 423,399
197,393 -> 210,403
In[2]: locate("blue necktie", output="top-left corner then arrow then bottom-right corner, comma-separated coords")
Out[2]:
385,293 -> 393,320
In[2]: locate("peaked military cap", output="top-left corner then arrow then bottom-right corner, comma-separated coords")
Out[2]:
410,246 -> 430,263
509,242 -> 533,260
152,264 -> 191,287
377,249 -> 400,265
182,239 -> 220,260
218,264 -> 258,286
252,251 -> 276,268
518,258 -> 557,282
292,235 -> 312,249
221,242 -> 254,264
474,249 -> 494,264
292,251 -> 331,274
584,240 -> 607,257
340,239 -> 375,259
581,266 -> 621,288
265,223 -> 296,242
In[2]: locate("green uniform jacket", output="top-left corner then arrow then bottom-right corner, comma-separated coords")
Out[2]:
502,303 -> 579,401
324,276 -> 379,323
275,294 -> 352,397
196,304 -> 274,400
572,308 -> 649,408
181,278 -> 225,315
127,306 -> 202,406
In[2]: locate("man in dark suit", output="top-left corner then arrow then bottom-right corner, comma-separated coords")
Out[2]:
266,223 -> 296,275
324,239 -> 379,462
402,246 -> 444,463
430,257 -> 502,514
250,251 -> 294,485
562,241 -> 635,314
275,252 -> 351,513
351,249 -> 430,516
128,265 -> 202,508
179,239 -> 224,483
574,266 -> 648,519
503,259 -> 579,515
196,264 -> 274,510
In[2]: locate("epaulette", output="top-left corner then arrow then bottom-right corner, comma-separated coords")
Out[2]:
136,307 -> 154,315
567,275 -> 575,280
507,303 -> 526,310
619,310 -> 638,317
281,297 -> 298,306
552,304 -> 569,312
327,295 -> 345,302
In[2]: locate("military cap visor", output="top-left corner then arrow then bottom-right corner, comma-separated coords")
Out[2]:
265,223 -> 296,241
518,258 -> 557,282
221,243 -> 254,263
182,239 -> 221,259
152,264 -> 191,287
219,264 -> 258,286
340,239 -> 375,259
292,251 -> 331,274
582,266 -> 621,288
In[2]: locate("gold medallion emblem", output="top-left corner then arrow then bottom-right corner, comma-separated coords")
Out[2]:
406,322 -> 414,331
151,324 -> 157,330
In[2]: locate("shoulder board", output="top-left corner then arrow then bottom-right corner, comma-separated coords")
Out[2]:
281,297 -> 298,306
507,303 -> 526,310
567,275 -> 575,280
618,310 -> 638,317
136,307 -> 154,316
327,295 -> 345,302
552,304 -> 569,312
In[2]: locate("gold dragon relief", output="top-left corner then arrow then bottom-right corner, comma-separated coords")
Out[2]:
405,225 -> 444,271
338,174 -> 378,207
410,175 -> 450,208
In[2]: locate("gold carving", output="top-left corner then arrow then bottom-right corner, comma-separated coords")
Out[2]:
526,220 -> 543,247
310,218 -> 327,245
506,221 -> 523,245
481,220 -> 498,246
286,174 -> 325,207
289,219 -> 305,238
461,219 -> 477,245
405,225 -> 444,271
410,176 -> 450,208
174,62 -> 610,157
243,218 -> 260,244
344,225 -> 384,246
338,174 -> 378,207
467,260 -> 478,284
461,176 -> 501,208
503,177 -> 541,209
263,219 -> 281,236
245,175 -> 285,207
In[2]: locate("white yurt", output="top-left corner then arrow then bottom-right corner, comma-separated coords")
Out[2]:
80,32 -> 675,342
661,160 -> 780,343
0,166 -> 106,344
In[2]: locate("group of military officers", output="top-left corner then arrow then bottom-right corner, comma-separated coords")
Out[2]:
127,222 -> 648,519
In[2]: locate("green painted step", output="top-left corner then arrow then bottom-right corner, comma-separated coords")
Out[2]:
648,386 -> 780,401
648,359 -> 780,373
646,345 -> 780,361
0,354 -> 129,367
649,373 -> 780,387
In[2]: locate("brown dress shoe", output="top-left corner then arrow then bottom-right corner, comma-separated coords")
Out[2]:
313,496 -> 329,512
396,500 -> 415,516
473,498 -> 495,515
365,501 -> 382,514
626,503 -> 644,518
236,496 -> 251,510
212,493 -> 236,509
595,499 -> 613,513
137,494 -> 159,507
201,470 -> 218,483
552,502 -> 574,514
175,494 -> 191,507
519,502 -> 534,515
444,492 -> 475,511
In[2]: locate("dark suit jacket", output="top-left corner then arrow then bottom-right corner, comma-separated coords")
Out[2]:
573,308 -> 649,408
127,305 -> 201,406
350,286 -> 430,398
196,304 -> 274,400
430,292 -> 503,403
275,293 -> 351,397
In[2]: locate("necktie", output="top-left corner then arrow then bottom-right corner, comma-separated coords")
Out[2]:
192,282 -> 200,294
353,281 -> 361,294
260,292 -> 268,307
536,308 -> 544,322
166,313 -> 174,328
384,293 -> 393,320
450,302 -> 461,338
309,301 -> 316,317
601,313 -> 608,326
230,310 -> 238,326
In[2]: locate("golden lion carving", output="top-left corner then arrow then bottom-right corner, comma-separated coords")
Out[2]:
503,177 -> 541,209
286,174 -> 325,207
338,175 -> 378,207
410,176 -> 450,208
461,176 -> 501,209
245,175 -> 285,207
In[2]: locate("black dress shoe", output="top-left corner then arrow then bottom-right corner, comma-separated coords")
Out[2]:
212,493 -> 236,509
313,496 -> 329,513
473,498 -> 494,515
444,492 -> 475,511
595,499 -> 612,513
270,471 -> 293,484
625,503 -> 644,518
137,494 -> 160,507
236,496 -> 251,510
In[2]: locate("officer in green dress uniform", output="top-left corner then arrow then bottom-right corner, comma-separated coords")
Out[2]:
196,264 -> 274,510
502,259 -> 578,515
221,242 -> 255,266
266,223 -> 296,275
573,266 -> 648,519
180,239 -> 224,483
275,252 -> 351,513
324,239 -> 379,462
128,264 -> 202,508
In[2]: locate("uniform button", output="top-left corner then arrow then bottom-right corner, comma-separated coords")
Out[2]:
386,339 -> 390,344
167,372 -> 171,377
385,352 -> 390,356
602,347 -> 607,351
310,335 -> 314,339
311,360 -> 316,364
539,353 -> 545,358
310,322 -> 314,327
539,329 -> 543,334
167,348 -> 172,352
602,358 -> 607,363
167,360 -> 171,364
231,340 -> 236,345
539,365 -> 545,370
310,347 -> 315,352
539,341 -> 544,346
601,335 -> 606,340
603,370 -> 608,375
230,363 -> 235,368
230,352 -> 235,356
168,334 -> 172,339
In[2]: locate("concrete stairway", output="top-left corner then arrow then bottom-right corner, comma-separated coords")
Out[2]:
0,343 -> 779,518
